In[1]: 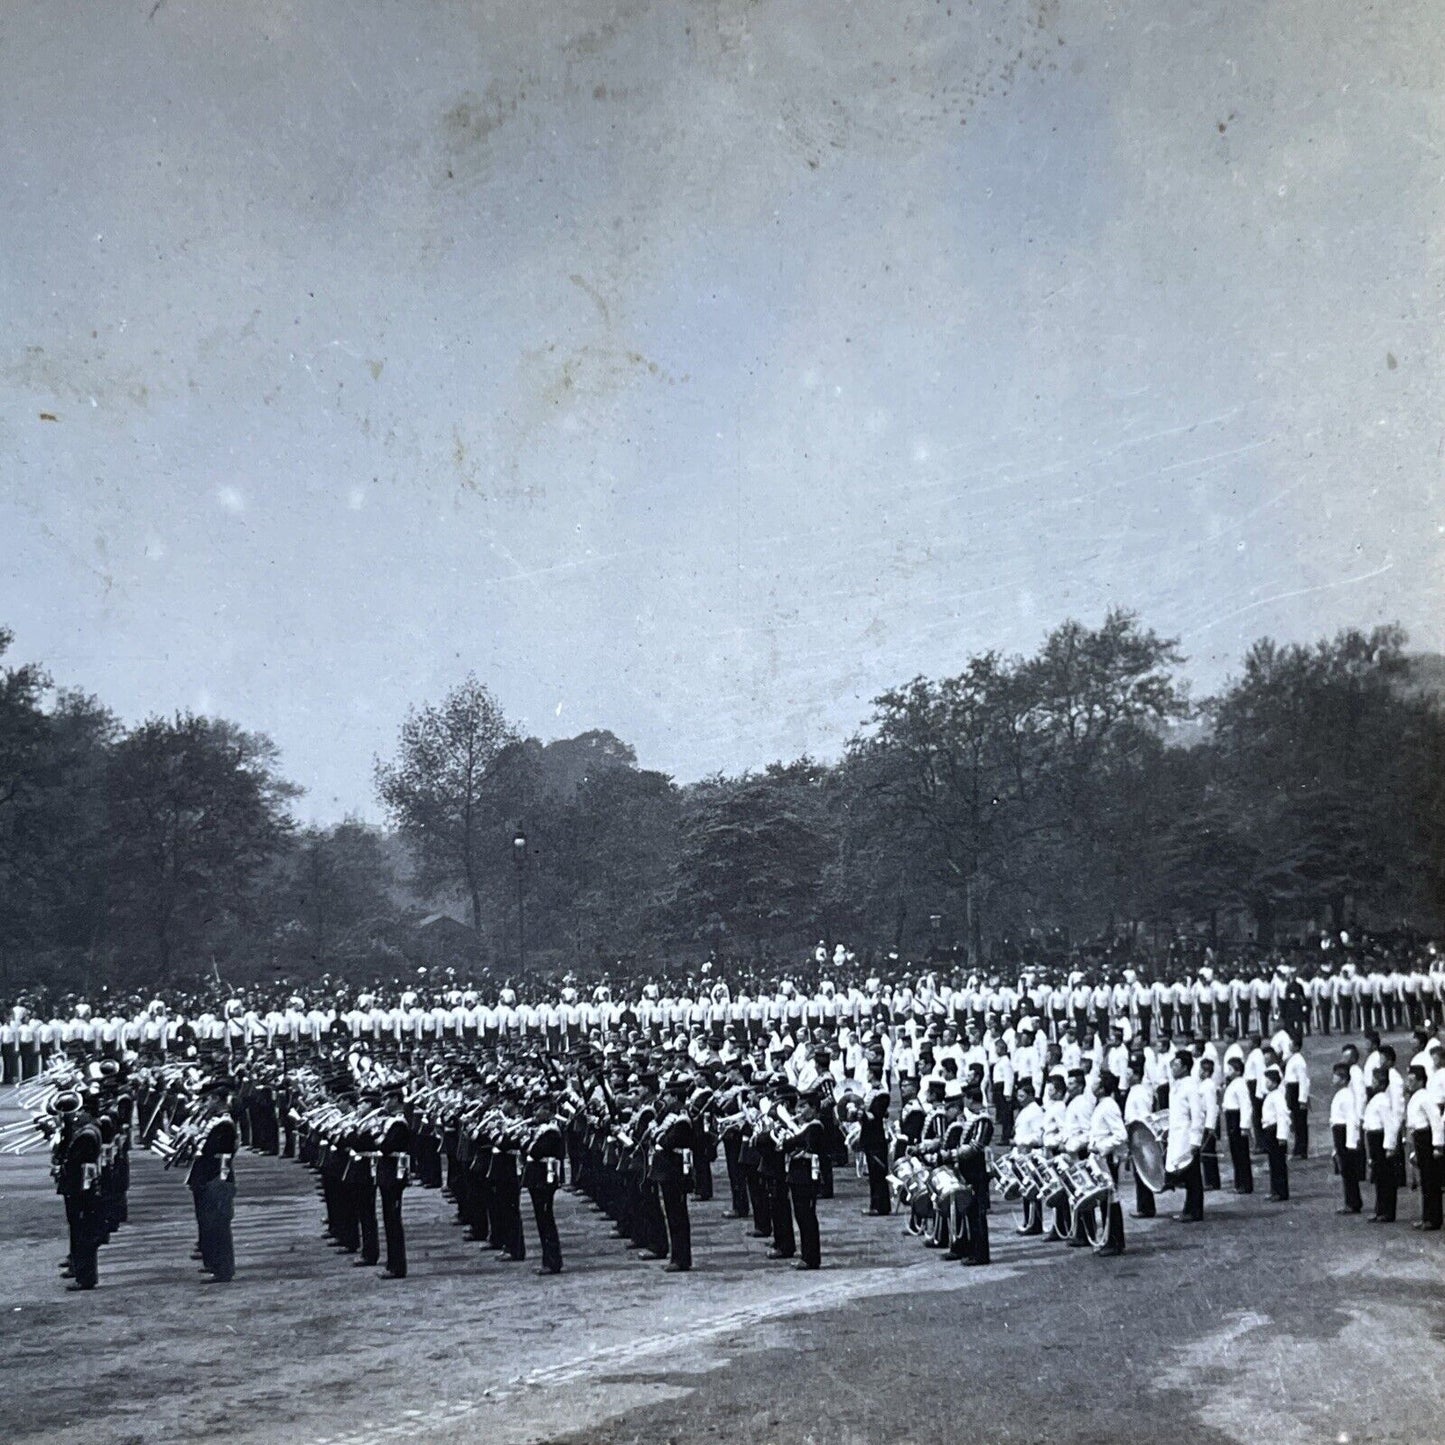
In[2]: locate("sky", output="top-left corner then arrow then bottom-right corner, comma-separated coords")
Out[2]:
1,0 -> 1441,823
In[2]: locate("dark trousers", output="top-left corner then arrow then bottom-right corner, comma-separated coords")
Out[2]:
197,1178 -> 236,1281
723,1136 -> 750,1216
380,1185 -> 407,1275
992,1087 -> 1014,1142
1365,1133 -> 1396,1221
767,1175 -> 794,1256
467,1162 -> 491,1241
529,1185 -> 562,1272
1225,1111 -> 1253,1193
1414,1130 -> 1443,1227
791,1180 -> 821,1267
746,1165 -> 772,1235
67,1197 -> 102,1289
1333,1126 -> 1364,1212
1171,1151 -> 1204,1219
356,1176 -> 379,1264
817,1151 -> 834,1200
1201,1129 -> 1221,1190
659,1179 -> 691,1268
1286,1084 -> 1308,1158
1133,1170 -> 1156,1218
491,1166 -> 524,1259
961,1186 -> 990,1263
865,1150 -> 891,1214
1265,1136 -> 1289,1200
694,1153 -> 714,1202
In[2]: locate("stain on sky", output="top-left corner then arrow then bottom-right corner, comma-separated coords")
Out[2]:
0,0 -> 1440,821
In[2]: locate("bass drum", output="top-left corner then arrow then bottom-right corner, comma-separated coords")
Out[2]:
1127,1109 -> 1171,1194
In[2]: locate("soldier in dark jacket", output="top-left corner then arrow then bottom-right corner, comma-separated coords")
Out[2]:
783,1082 -> 827,1269
522,1095 -> 565,1275
377,1084 -> 411,1278
188,1079 -> 239,1283
859,1067 -> 893,1216
652,1076 -> 694,1272
56,1092 -> 104,1291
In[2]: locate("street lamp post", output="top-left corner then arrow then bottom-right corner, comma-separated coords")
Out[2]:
513,830 -> 527,973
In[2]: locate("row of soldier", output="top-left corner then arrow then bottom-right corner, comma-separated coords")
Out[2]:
7,947 -> 1445,1083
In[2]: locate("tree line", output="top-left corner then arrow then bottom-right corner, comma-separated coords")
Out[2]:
1,611 -> 1442,989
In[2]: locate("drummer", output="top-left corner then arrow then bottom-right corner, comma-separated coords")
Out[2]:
1087,1071 -> 1127,1256
1124,1059 -> 1157,1219
1011,1081 -> 1046,1237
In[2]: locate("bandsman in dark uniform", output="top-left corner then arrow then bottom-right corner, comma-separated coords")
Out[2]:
782,1080 -> 827,1269
714,1071 -> 753,1220
758,1080 -> 795,1259
377,1083 -> 411,1278
349,1088 -> 384,1269
188,1078 -> 238,1283
858,1068 -> 892,1216
952,1085 -> 994,1265
522,1093 -> 565,1275
55,1090 -> 104,1291
651,1075 -> 694,1272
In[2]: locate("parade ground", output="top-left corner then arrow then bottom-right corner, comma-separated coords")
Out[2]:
2,1038 -> 1443,1445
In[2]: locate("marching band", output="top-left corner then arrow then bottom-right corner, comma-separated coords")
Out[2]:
5,940 -> 1445,1293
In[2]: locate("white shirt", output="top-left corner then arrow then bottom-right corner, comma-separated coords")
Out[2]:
1261,1087 -> 1290,1143
1166,1076 -> 1204,1171
1329,1086 -> 1361,1150
1124,1082 -> 1155,1126
1406,1091 -> 1445,1148
1363,1092 -> 1400,1148
1063,1093 -> 1094,1152
1283,1052 -> 1310,1102
1089,1095 -> 1127,1158
1222,1076 -> 1252,1117
1013,1100 -> 1045,1148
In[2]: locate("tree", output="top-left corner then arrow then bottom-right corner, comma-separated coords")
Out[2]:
858,650 -> 1052,962
105,714 -> 297,978
535,762 -> 680,957
669,761 -> 834,957
0,628 -> 116,982
1209,626 -> 1419,935
271,819 -> 403,973
374,676 -> 519,931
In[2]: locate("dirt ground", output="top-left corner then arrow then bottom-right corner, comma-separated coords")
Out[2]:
2,1035 -> 1442,1445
